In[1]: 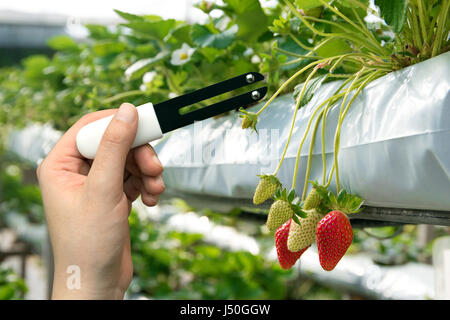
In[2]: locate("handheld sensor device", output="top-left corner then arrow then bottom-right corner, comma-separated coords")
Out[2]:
76,72 -> 267,159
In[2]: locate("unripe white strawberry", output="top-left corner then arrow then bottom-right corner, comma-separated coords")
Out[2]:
253,175 -> 281,205
303,187 -> 321,210
267,199 -> 294,232
287,209 -> 323,252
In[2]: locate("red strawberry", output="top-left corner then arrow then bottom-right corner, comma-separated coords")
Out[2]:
275,219 -> 310,270
316,210 -> 353,271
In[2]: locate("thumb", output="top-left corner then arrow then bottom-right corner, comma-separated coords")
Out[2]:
87,103 -> 138,199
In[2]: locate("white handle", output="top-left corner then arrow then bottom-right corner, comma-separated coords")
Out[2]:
76,102 -> 163,159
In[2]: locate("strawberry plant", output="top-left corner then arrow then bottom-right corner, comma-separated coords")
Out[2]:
249,0 -> 449,270
0,268 -> 27,300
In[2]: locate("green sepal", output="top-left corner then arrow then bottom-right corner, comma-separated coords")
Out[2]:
273,188 -> 282,200
239,107 -> 258,133
309,181 -> 332,205
288,189 -> 296,203
307,181 -> 364,215
328,191 -> 337,207
257,174 -> 281,188
272,188 -> 303,217
281,188 -> 287,199
273,187 -> 298,201
291,203 -> 307,219
334,189 -> 364,214
291,214 -> 301,226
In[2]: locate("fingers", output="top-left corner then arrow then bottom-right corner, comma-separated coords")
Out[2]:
87,103 -> 138,200
123,174 -> 164,206
48,109 -> 117,161
141,192 -> 159,207
123,175 -> 142,203
133,144 -> 163,177
123,145 -> 165,206
141,175 -> 165,195
40,109 -> 117,177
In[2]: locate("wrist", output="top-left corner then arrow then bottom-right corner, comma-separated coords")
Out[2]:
52,265 -> 126,300
51,280 -> 126,300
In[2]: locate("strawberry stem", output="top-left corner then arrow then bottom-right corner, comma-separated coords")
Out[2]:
431,0 -> 450,57
320,77 -> 356,185
332,69 -> 365,193
290,92 -> 345,191
255,57 -> 333,117
316,0 -> 388,56
301,108 -> 324,200
332,70 -> 385,193
272,66 -> 321,176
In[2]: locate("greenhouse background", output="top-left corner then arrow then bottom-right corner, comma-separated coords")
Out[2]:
0,0 -> 449,300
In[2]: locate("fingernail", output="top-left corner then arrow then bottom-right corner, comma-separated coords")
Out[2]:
115,103 -> 136,124
153,155 -> 162,168
145,195 -> 156,206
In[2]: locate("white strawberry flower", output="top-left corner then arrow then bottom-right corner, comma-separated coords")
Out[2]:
142,71 -> 157,84
170,43 -> 195,66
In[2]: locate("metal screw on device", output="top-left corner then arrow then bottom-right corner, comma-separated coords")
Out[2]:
246,73 -> 255,84
251,90 -> 261,101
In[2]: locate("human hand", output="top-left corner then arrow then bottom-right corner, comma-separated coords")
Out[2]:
37,103 -> 165,299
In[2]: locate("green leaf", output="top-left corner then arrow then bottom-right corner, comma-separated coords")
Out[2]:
293,74 -> 328,108
269,16 -> 291,35
22,55 -> 50,81
93,41 -> 126,56
375,0 -> 408,33
47,35 -> 78,51
0,286 -> 14,300
335,1 -> 369,21
195,245 -> 222,258
167,24 -> 193,45
114,9 -> 145,22
123,19 -> 177,40
198,47 -> 225,63
276,36 -> 311,71
171,71 -> 188,89
336,0 -> 369,8
223,0 -> 268,41
295,0 -> 326,10
315,38 -> 352,58
191,24 -> 238,49
194,1 -> 218,13
85,24 -> 118,40
124,51 -> 170,80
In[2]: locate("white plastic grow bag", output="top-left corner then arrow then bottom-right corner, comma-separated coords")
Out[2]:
155,52 -> 450,212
